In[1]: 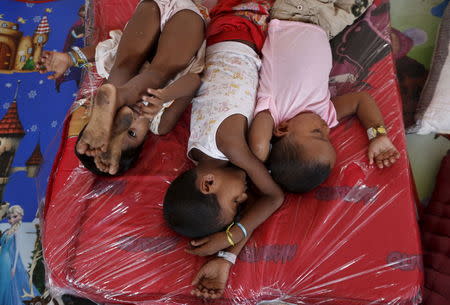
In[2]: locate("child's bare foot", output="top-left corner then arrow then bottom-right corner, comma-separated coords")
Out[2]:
94,133 -> 124,175
76,84 -> 118,156
91,106 -> 136,175
39,51 -> 73,80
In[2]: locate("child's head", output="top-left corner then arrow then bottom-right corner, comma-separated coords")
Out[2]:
163,166 -> 248,238
268,112 -> 336,193
75,106 -> 149,176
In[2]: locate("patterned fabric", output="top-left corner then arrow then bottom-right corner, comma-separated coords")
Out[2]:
188,41 -> 261,161
206,0 -> 273,52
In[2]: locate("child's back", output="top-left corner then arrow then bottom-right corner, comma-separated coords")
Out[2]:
256,20 -> 338,129
250,19 -> 399,193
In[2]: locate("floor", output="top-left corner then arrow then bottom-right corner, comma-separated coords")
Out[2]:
407,134 -> 450,203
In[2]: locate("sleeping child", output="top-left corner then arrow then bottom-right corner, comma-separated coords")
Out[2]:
185,0 -> 399,299
40,0 -> 207,176
249,0 -> 399,194
162,0 -> 285,297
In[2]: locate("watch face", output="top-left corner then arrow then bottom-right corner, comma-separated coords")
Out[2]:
377,126 -> 387,134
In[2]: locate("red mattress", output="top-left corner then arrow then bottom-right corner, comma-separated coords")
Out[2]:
42,0 -> 423,304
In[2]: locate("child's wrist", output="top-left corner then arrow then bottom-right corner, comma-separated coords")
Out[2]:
66,52 -> 76,67
216,251 -> 236,265
367,125 -> 387,141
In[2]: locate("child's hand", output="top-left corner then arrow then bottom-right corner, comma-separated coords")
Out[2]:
186,231 -> 238,256
368,135 -> 400,168
38,51 -> 72,80
138,99 -> 163,120
191,258 -> 232,299
138,88 -> 171,120
145,88 -> 172,103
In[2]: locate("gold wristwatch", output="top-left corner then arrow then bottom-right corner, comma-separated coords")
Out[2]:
367,126 -> 387,140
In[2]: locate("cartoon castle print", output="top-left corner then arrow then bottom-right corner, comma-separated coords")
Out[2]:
0,16 -> 50,72
0,81 -> 43,201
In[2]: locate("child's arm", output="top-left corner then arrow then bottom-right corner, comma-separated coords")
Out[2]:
139,73 -> 201,134
39,45 -> 96,80
191,234 -> 251,299
332,91 -> 400,168
187,116 -> 284,256
249,110 -> 274,162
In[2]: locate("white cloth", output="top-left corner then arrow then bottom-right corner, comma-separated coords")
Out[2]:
188,41 -> 262,161
94,0 -> 207,134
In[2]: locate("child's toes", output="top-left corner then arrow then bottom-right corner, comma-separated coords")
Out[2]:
76,140 -> 88,154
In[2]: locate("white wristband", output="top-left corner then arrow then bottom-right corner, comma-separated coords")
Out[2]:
217,251 -> 237,265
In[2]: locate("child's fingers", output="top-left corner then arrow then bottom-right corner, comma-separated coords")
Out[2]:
210,290 -> 223,299
147,88 -> 163,99
394,149 -> 400,159
190,288 -> 203,297
142,96 -> 164,107
190,237 -> 209,247
185,247 -> 206,256
368,150 -> 375,165
374,155 -> 384,168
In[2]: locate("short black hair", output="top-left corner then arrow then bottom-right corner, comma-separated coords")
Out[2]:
163,169 -> 225,238
268,136 -> 331,193
74,126 -> 144,176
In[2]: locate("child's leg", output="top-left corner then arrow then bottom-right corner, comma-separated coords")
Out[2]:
87,10 -> 205,173
116,9 -> 205,106
77,0 -> 162,155
106,0 -> 162,87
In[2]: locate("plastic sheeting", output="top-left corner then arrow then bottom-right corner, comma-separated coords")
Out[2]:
41,0 -> 423,304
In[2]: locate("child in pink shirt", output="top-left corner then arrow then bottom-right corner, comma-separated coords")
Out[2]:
249,19 -> 400,193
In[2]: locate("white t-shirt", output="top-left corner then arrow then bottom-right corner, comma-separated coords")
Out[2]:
188,41 -> 262,161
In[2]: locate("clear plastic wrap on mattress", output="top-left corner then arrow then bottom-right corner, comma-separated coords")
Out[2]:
40,0 -> 423,304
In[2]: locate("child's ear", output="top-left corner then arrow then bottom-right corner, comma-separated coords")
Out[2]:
273,121 -> 289,137
199,173 -> 216,194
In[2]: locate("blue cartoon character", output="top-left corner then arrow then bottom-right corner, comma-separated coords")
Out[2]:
0,205 -> 39,305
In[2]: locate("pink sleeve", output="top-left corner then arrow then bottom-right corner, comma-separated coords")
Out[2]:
254,37 -> 273,116
326,100 -> 339,128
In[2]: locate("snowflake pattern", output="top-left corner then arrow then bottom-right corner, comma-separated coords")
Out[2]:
30,125 -> 38,132
5,83 -> 12,88
28,90 -> 37,99
39,80 -> 44,85
51,120 -> 58,128
3,103 -> 10,109
33,16 -> 42,23
26,3 -> 35,7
